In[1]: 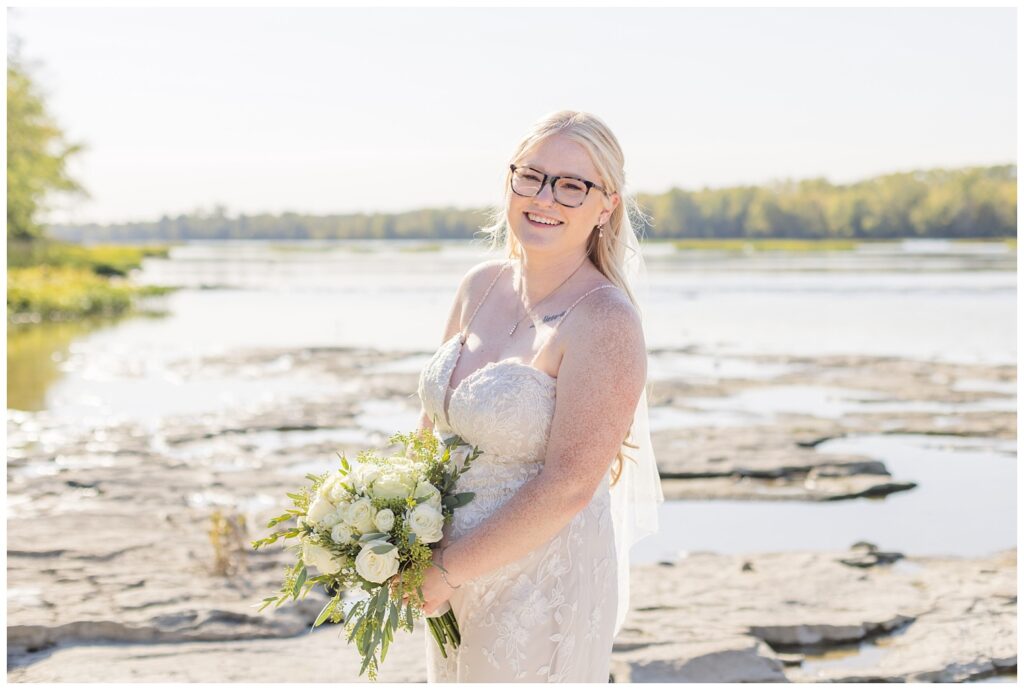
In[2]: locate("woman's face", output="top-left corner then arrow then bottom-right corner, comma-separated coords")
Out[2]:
507,133 -> 620,257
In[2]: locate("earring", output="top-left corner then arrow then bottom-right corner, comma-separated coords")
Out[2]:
598,224 -> 605,239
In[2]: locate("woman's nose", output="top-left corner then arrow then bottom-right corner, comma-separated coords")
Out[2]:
535,181 -> 557,204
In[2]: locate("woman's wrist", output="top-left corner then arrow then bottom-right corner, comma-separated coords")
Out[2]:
437,546 -> 462,590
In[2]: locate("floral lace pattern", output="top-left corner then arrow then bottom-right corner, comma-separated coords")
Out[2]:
417,332 -> 618,683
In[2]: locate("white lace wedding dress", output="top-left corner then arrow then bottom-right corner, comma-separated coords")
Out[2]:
416,264 -> 619,682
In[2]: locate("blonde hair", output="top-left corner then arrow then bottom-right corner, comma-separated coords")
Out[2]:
477,110 -> 651,489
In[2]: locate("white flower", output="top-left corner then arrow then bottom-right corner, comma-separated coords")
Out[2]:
354,539 -> 400,583
388,455 -> 424,482
302,540 -> 344,575
370,471 -> 415,501
413,480 -> 442,511
320,473 -> 342,499
328,481 -> 350,504
343,497 -> 377,534
307,495 -> 335,524
374,508 -> 395,532
334,499 -> 351,515
406,503 -> 444,544
349,464 -> 381,494
321,508 -> 344,528
331,522 -> 355,544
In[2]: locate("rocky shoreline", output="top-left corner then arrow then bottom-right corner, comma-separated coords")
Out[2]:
7,343 -> 1016,681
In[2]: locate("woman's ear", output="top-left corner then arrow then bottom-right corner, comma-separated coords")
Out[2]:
600,192 -> 621,225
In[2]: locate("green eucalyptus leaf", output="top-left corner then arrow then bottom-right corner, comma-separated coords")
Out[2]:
313,595 -> 339,628
292,564 -> 307,598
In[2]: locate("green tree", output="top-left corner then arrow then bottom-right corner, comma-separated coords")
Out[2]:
7,43 -> 88,242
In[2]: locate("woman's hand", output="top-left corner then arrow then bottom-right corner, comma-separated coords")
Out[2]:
392,542 -> 457,616
418,553 -> 456,616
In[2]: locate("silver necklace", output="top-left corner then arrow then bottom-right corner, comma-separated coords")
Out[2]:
508,256 -> 588,337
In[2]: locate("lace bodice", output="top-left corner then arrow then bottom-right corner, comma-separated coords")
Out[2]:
418,331 -> 557,459
415,260 -> 618,538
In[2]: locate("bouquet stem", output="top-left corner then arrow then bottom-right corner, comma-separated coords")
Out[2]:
426,608 -> 460,658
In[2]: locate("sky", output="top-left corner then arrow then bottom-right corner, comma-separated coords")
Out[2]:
6,6 -> 1018,226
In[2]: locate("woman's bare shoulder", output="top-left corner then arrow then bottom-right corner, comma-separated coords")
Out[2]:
572,281 -> 640,330
456,258 -> 510,304
558,282 -> 645,364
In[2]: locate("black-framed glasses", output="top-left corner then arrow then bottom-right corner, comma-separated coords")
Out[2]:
509,164 -> 610,208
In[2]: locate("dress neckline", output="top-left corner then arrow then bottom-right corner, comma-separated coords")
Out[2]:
444,332 -> 557,391
436,260 -> 620,429
441,332 -> 556,429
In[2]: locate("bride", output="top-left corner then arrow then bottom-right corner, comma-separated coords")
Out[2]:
411,110 -> 664,682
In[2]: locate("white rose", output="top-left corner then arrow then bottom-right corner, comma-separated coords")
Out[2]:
350,464 -> 381,494
307,495 -> 335,524
321,509 -> 344,528
370,471 -> 414,501
320,473 -> 342,498
302,540 -> 344,575
406,503 -> 444,544
354,539 -> 400,584
328,481 -> 350,504
344,497 -> 377,534
331,522 -> 355,544
374,508 -> 395,532
413,480 -> 442,511
326,502 -> 349,526
388,455 -> 424,480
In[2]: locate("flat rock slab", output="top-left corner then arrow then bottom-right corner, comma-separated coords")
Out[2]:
612,545 -> 1016,683
7,622 -> 428,682
8,545 -> 1014,683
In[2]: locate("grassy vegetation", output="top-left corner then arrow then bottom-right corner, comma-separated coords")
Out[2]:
7,240 -> 177,324
397,242 -> 443,253
671,238 -> 862,252
7,240 -> 170,275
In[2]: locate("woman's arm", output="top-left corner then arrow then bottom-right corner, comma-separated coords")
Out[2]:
439,292 -> 647,587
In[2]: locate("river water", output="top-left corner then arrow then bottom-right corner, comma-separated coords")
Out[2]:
7,238 -> 1016,563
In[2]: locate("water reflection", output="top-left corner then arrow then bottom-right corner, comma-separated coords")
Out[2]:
8,316 -> 125,411
630,434 -> 1016,564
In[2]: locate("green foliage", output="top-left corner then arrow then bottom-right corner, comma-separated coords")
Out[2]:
6,239 -> 177,324
8,265 -> 136,323
42,166 -> 1016,243
7,54 -> 88,241
638,165 -> 1016,240
7,239 -> 171,274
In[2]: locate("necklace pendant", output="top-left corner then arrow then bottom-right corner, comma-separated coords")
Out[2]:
508,322 -> 518,337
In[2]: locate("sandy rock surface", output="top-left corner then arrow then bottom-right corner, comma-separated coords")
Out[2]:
7,345 -> 1015,682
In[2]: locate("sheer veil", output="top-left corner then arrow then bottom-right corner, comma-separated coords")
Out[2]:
609,220 -> 666,637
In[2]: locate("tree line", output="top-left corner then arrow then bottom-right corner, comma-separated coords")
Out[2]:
46,164 -> 1015,244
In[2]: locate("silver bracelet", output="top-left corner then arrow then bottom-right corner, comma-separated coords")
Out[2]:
438,548 -> 461,589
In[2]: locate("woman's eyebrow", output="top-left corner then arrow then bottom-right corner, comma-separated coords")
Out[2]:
522,162 -> 589,179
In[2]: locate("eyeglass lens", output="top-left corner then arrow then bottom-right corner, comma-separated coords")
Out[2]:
511,168 -> 589,207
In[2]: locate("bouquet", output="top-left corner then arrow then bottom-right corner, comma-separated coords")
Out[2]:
251,426 -> 482,681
